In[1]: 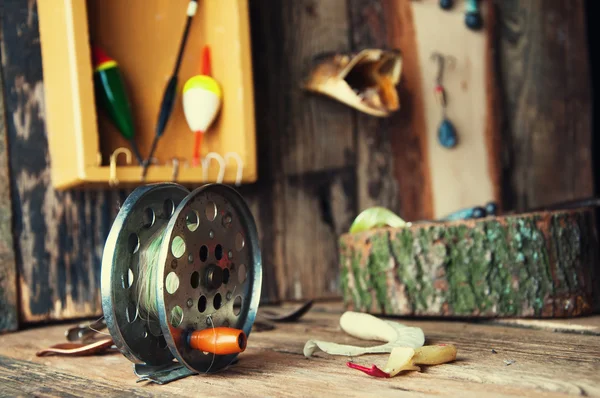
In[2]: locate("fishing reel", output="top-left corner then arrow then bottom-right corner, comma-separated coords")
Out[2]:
101,183 -> 262,383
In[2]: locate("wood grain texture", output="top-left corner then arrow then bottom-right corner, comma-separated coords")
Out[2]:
484,2 -> 503,211
0,0 -> 126,323
348,0 -> 400,215
0,355 -> 151,397
339,209 -> 600,318
247,0 -> 360,301
260,0 -> 356,177
382,0 -> 434,221
0,32 -> 18,333
242,172 -> 357,302
0,304 -> 598,397
278,171 -> 356,300
488,317 -> 600,336
496,0 -> 593,210
236,184 -> 281,303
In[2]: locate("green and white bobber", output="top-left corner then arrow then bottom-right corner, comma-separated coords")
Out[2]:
101,183 -> 262,383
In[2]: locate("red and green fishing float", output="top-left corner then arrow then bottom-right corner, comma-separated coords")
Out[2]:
92,45 -> 143,164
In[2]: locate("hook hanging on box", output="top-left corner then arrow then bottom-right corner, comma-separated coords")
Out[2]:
139,157 -> 160,182
109,147 -> 133,187
171,158 -> 180,182
202,152 -> 225,183
169,157 -> 189,182
224,152 -> 244,186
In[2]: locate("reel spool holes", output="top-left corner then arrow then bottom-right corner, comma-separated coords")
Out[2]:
101,183 -> 262,381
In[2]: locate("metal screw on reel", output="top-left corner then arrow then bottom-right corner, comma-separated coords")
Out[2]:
101,183 -> 262,382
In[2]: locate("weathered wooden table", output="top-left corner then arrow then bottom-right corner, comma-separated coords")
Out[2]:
0,303 -> 598,397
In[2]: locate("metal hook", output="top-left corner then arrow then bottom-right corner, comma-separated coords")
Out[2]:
109,147 -> 132,187
430,52 -> 456,85
430,52 -> 444,85
224,152 -> 244,186
171,158 -> 180,182
202,152 -> 226,183
169,157 -> 189,182
139,158 -> 160,182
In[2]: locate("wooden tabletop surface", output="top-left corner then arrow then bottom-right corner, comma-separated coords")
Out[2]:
0,302 -> 598,397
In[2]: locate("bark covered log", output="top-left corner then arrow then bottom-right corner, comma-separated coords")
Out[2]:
339,209 -> 600,318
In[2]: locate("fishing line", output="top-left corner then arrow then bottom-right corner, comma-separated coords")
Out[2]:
88,318 -> 111,337
205,315 -> 217,374
133,222 -> 235,323
133,223 -> 181,322
101,183 -> 259,381
131,221 -> 218,368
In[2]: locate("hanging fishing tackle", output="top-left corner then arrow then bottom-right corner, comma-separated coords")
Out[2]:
437,0 -> 483,31
464,0 -> 483,30
431,52 -> 458,149
101,183 -> 262,384
183,45 -> 223,167
439,0 -> 453,10
143,0 -> 199,178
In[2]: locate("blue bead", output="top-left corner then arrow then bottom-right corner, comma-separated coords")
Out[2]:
472,207 -> 486,218
438,119 -> 458,148
465,12 -> 483,30
439,0 -> 453,9
485,202 -> 498,216
465,0 -> 478,12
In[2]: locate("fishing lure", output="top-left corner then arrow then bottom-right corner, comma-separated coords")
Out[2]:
465,0 -> 483,30
91,46 -> 143,164
182,46 -> 222,167
143,0 -> 199,177
431,52 -> 458,149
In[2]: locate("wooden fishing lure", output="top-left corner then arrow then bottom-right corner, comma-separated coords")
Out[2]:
182,46 -> 222,166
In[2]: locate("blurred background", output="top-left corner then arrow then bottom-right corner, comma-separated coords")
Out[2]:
0,0 -> 597,331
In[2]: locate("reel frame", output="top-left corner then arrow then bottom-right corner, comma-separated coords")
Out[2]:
101,183 -> 262,381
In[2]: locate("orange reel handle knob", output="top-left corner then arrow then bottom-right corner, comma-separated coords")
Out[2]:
188,327 -> 247,355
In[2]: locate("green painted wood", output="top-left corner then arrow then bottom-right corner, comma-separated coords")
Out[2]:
339,209 -> 600,318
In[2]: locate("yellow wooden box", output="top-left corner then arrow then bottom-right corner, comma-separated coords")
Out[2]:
37,0 -> 257,190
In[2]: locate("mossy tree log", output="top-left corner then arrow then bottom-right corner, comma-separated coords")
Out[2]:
339,209 -> 600,318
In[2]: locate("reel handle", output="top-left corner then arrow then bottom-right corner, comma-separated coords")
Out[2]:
188,327 -> 247,355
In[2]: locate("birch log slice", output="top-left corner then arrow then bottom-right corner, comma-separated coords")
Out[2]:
339,208 -> 600,318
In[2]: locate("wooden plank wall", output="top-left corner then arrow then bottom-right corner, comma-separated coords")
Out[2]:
0,29 -> 18,333
494,1 -> 594,209
244,0 -> 414,301
0,0 -> 127,325
0,0 -> 595,328
245,0 -> 359,301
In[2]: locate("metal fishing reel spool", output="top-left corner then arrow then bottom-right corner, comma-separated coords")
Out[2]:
101,183 -> 262,382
